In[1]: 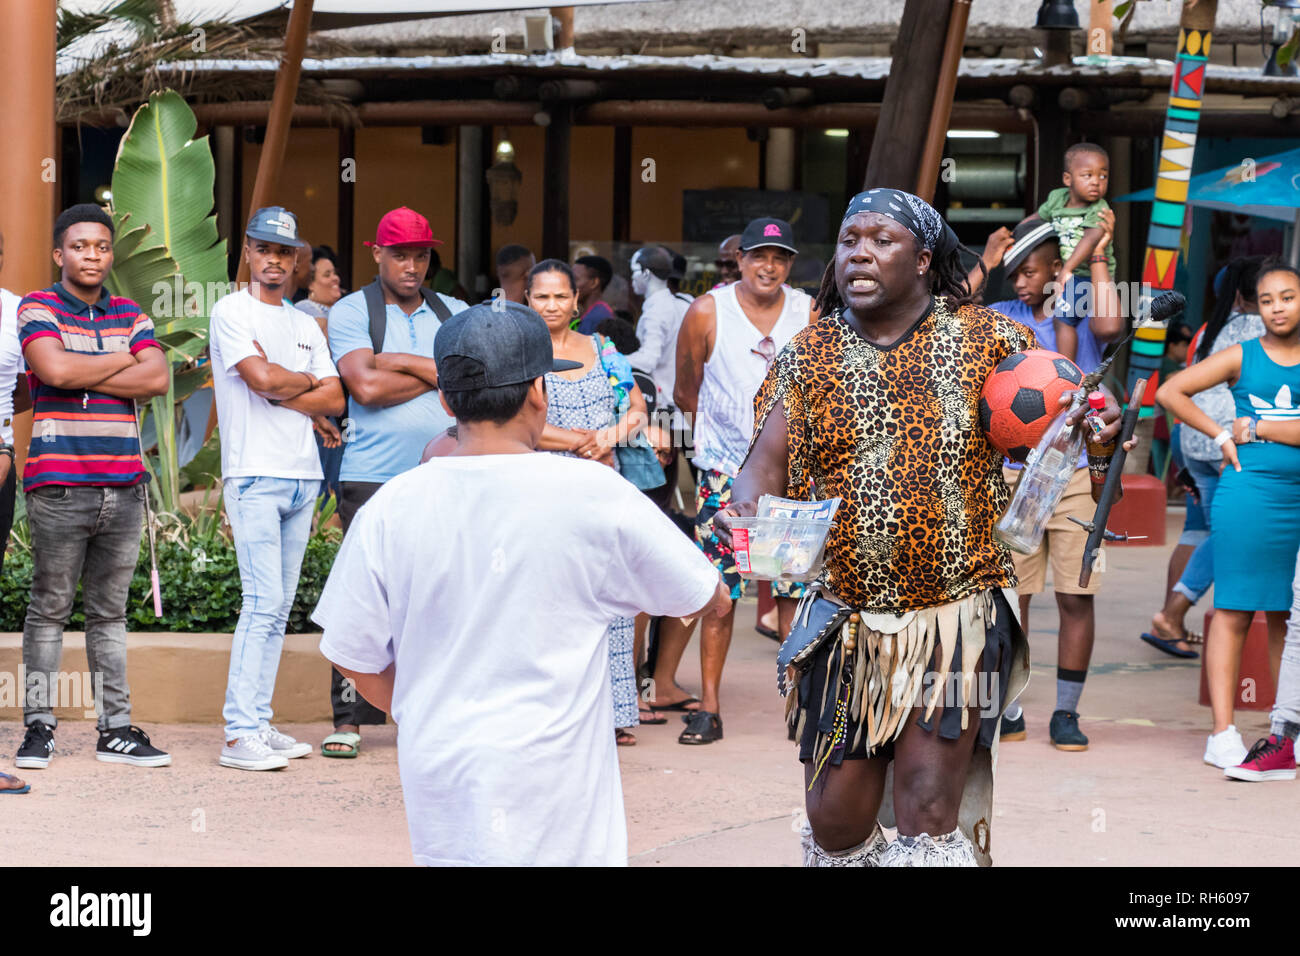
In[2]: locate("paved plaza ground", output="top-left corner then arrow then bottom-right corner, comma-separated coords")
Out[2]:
3,511 -> 1296,866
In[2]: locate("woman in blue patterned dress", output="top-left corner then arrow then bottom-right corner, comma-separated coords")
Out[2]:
1157,259 -> 1300,769
528,259 -> 656,745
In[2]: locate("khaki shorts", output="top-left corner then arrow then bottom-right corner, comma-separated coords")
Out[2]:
1001,466 -> 1103,596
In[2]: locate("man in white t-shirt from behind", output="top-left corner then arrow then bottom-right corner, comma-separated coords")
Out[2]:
209,207 -> 345,771
313,301 -> 728,866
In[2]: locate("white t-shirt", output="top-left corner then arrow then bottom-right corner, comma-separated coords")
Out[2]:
0,289 -> 24,444
313,452 -> 720,867
625,286 -> 689,414
209,288 -> 339,480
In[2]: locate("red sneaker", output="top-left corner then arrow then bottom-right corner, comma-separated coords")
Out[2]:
1224,734 -> 1297,782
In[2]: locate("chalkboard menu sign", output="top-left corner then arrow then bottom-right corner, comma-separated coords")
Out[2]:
682,190 -> 830,245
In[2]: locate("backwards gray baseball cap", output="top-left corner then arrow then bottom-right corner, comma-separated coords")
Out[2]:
245,206 -> 306,248
435,301 -> 582,392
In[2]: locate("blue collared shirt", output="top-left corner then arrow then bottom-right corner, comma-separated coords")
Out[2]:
328,288 -> 469,483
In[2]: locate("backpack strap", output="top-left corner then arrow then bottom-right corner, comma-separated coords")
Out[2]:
362,280 -> 453,356
361,280 -> 388,354
420,287 -> 453,323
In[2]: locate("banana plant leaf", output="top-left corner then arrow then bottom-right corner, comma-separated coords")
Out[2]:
111,90 -> 226,297
107,89 -> 228,514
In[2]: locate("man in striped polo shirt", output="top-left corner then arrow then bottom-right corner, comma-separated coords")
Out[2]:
14,204 -> 172,771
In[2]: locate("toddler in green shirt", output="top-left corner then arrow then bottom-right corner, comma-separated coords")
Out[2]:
1038,142 -> 1116,287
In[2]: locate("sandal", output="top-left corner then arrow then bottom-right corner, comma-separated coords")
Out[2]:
678,711 -> 723,745
616,729 -> 637,746
638,707 -> 667,725
321,731 -> 362,758
0,771 -> 29,794
1139,632 -> 1199,660
650,696 -> 701,713
755,624 -> 781,642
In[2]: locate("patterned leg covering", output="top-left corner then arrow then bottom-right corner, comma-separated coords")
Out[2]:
800,820 -> 888,867
878,828 -> 978,867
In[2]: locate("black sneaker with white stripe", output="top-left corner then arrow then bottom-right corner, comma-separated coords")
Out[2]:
96,726 -> 172,767
15,721 -> 55,769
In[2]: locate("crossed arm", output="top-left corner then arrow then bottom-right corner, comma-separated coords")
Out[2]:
23,337 -> 169,399
337,349 -> 437,408
234,342 -> 345,417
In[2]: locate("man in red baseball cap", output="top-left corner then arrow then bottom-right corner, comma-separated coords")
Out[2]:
322,206 -> 470,756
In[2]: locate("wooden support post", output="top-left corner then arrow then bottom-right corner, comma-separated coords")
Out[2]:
613,126 -> 631,242
456,125 -> 483,295
237,0 -> 314,285
337,124 -> 355,290
552,6 -> 575,51
1090,0 -> 1114,57
0,0 -> 55,477
916,0 -> 971,203
864,0 -> 954,190
0,0 -> 56,294
542,105 -> 572,261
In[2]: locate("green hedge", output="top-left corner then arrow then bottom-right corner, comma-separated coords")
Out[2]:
0,534 -> 340,633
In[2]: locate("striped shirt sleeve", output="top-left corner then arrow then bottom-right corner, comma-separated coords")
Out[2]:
128,308 -> 160,354
17,298 -> 62,351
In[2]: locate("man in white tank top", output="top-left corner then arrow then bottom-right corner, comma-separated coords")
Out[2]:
645,217 -> 815,745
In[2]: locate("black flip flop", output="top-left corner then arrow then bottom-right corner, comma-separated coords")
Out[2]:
638,707 -> 668,725
653,697 -> 701,712
1140,632 -> 1199,659
678,711 -> 723,745
755,624 -> 781,641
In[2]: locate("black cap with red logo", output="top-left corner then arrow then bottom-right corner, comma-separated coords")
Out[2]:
738,217 -> 798,255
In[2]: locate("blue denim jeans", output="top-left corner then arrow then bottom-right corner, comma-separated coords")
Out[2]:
1173,457 -> 1220,603
222,476 -> 318,740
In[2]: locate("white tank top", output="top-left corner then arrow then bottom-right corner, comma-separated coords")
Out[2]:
692,282 -> 810,477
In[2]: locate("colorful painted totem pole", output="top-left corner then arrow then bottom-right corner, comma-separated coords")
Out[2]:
1129,1 -> 1217,398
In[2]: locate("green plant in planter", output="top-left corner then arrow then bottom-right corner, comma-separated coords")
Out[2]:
106,89 -> 228,519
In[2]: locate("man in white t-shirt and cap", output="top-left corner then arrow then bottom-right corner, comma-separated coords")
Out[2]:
313,300 -> 728,866
209,206 -> 345,770
645,217 -> 815,746
626,245 -> 690,419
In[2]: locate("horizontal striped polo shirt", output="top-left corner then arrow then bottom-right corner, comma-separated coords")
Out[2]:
18,283 -> 159,491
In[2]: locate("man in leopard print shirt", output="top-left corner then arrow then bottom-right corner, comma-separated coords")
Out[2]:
716,189 -> 1128,867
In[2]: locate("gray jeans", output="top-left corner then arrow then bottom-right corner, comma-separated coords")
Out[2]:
1272,543 -> 1300,738
23,484 -> 144,731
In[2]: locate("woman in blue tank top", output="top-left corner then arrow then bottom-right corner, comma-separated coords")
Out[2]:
1156,260 -> 1300,770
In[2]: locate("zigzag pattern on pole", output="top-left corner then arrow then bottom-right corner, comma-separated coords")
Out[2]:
1129,26 -> 1211,399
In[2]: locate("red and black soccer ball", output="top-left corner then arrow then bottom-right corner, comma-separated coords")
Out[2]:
979,349 -> 1083,462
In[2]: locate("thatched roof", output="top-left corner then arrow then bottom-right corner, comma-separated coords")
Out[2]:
313,0 -> 1289,56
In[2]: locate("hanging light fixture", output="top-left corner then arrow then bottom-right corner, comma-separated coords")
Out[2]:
1035,0 -> 1080,30
485,130 -> 522,226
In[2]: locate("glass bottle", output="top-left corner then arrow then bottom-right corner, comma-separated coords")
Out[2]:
1083,391 -> 1116,503
995,392 -> 1087,554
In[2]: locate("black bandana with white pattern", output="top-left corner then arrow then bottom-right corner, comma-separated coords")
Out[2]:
842,188 -> 960,258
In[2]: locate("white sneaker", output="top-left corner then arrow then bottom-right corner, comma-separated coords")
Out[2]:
1204,725 -> 1249,769
260,725 -> 311,759
220,735 -> 289,771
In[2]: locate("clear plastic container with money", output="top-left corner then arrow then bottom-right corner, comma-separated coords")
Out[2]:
729,516 -> 834,582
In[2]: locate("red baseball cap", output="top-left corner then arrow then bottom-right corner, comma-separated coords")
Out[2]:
364,206 -> 443,248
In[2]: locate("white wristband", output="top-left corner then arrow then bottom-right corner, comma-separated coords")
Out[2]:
1213,429 -> 1232,448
